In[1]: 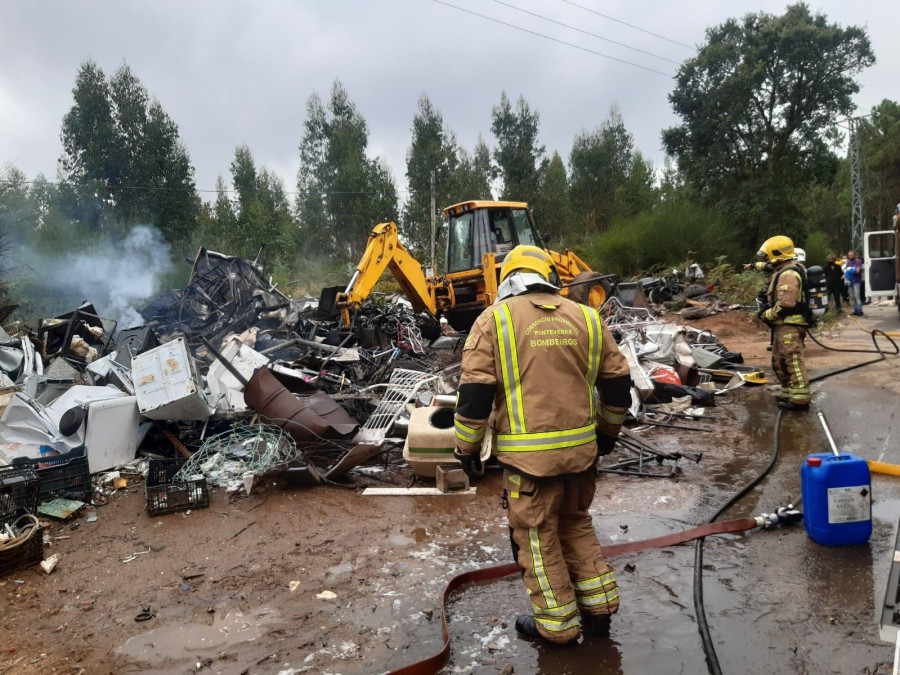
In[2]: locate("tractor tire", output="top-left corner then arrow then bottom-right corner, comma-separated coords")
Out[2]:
648,287 -> 670,305
684,283 -> 708,299
568,272 -> 611,309
681,306 -> 712,320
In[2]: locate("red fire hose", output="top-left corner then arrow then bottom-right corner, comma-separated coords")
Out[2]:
389,516 -> 763,675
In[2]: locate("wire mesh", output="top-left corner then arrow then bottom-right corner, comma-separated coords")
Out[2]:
172,423 -> 297,484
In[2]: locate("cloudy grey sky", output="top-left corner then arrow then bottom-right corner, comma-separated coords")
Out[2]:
0,1 -> 894,202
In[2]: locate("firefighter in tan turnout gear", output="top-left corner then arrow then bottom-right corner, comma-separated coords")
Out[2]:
453,245 -> 632,644
754,235 -> 813,411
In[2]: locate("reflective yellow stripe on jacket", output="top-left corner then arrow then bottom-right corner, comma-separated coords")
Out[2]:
497,424 -> 597,452
578,305 -> 603,419
454,419 -> 484,445
494,304 -> 526,433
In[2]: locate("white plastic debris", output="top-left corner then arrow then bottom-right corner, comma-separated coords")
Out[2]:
316,590 -> 337,600
40,554 -> 60,575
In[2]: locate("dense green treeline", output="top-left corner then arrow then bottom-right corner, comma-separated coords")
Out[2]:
1,2 -> 894,312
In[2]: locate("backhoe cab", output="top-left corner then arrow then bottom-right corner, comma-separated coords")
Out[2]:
445,201 -> 540,272
331,200 -> 615,333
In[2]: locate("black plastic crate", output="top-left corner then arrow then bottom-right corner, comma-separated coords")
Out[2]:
12,447 -> 92,503
0,508 -> 44,578
0,466 -> 40,522
146,458 -> 209,516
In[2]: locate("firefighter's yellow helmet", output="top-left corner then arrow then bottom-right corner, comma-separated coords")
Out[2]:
756,236 -> 797,263
499,245 -> 559,286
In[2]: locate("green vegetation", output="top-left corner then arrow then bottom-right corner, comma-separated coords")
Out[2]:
662,3 -> 874,252
0,2 -> 888,315
578,201 -> 742,278
706,259 -> 767,306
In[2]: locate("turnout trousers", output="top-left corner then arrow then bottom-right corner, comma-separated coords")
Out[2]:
772,325 -> 810,405
505,469 -> 619,644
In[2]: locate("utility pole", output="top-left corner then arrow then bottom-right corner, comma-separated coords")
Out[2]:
848,117 -> 866,252
429,170 -> 436,273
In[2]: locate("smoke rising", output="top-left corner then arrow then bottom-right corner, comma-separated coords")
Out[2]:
16,225 -> 173,331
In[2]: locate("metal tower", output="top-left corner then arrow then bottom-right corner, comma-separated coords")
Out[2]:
848,117 -> 866,252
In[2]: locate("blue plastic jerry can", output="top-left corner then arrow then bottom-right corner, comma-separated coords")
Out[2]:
800,452 -> 872,546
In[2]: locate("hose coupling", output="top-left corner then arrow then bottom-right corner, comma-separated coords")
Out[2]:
755,504 -> 802,529
775,505 -> 802,525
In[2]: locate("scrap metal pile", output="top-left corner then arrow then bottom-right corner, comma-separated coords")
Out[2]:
0,248 -> 462,508
0,247 -> 758,524
640,263 -> 745,320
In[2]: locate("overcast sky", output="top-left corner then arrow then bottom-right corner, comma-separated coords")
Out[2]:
1,1 -> 894,203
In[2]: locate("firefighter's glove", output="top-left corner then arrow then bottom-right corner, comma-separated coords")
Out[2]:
453,450 -> 483,480
597,433 -> 617,457
761,306 -> 782,324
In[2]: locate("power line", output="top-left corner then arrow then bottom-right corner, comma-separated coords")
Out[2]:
489,0 -> 679,65
0,178 -> 418,197
431,0 -> 673,78
558,0 -> 696,51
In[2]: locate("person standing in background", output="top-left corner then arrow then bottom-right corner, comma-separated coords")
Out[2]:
823,255 -> 843,314
859,253 -> 868,305
837,253 -> 850,305
843,250 -> 864,316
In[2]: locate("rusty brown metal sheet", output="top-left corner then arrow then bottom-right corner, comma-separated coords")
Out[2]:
243,367 -> 358,446
323,443 -> 382,480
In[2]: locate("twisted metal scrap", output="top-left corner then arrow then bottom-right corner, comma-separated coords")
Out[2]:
600,296 -> 660,331
172,424 -> 297,484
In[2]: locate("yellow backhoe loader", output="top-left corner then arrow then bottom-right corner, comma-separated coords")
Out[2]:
326,200 -> 625,332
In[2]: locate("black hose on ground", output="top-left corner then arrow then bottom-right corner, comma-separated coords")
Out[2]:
693,409 -> 784,675
806,328 -> 899,382
693,327 -> 899,675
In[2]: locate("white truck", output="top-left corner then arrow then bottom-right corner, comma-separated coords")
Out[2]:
864,207 -> 900,317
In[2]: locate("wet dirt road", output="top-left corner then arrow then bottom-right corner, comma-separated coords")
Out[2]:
1,307 -> 898,674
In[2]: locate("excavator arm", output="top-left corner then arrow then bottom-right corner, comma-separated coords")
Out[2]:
336,222 -> 442,328
549,248 -> 592,282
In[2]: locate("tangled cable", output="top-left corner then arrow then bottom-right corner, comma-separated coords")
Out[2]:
0,513 -> 40,552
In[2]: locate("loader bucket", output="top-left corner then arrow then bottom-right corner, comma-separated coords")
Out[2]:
317,285 -> 342,318
613,281 -> 649,308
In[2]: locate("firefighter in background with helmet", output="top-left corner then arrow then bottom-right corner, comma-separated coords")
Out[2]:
453,245 -> 632,644
754,235 -> 813,411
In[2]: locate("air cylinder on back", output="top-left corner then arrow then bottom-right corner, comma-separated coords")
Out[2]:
806,265 -> 828,318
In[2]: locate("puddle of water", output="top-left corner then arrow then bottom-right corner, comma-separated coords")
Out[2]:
388,531 -> 416,547
118,606 -> 280,670
443,513 -> 707,674
388,526 -> 430,547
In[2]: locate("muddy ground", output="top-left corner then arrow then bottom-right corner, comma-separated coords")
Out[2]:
2,305 -> 899,675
